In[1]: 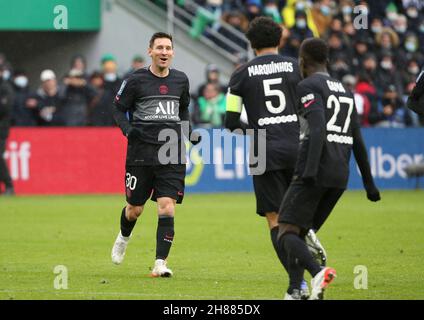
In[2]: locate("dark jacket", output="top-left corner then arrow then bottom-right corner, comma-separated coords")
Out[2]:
0,79 -> 14,138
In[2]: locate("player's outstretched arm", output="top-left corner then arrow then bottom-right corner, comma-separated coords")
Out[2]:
352,125 -> 380,202
302,110 -> 326,185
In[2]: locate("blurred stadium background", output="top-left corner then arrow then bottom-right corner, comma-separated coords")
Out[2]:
0,0 -> 423,300
0,0 -> 423,195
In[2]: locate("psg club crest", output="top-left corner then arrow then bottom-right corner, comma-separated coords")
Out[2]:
159,85 -> 169,95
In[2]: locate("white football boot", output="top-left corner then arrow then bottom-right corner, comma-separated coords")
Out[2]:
309,267 -> 337,300
151,259 -> 173,277
305,229 -> 327,267
111,231 -> 130,265
284,289 -> 301,300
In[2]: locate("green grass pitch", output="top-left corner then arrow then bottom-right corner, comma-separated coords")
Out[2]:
0,191 -> 423,300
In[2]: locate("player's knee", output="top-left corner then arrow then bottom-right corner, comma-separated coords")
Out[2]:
126,204 -> 143,220
157,198 -> 175,215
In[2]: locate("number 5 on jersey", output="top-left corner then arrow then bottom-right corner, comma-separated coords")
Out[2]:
263,78 -> 286,114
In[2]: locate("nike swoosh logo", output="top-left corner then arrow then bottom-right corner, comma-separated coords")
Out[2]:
304,100 -> 315,108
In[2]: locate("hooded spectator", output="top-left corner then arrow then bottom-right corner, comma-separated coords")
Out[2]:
11,70 -> 36,126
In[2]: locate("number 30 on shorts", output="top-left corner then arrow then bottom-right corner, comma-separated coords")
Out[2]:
126,173 -> 137,190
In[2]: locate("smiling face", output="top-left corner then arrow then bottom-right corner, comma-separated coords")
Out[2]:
148,37 -> 174,73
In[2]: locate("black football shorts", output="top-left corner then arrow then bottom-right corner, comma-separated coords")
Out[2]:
278,180 -> 345,231
125,164 -> 186,206
253,169 -> 294,216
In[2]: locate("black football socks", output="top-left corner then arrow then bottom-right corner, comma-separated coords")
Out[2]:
280,232 -> 322,280
156,216 -> 175,260
120,207 -> 137,237
270,226 -> 289,272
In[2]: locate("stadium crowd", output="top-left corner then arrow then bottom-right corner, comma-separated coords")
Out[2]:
180,0 -> 424,128
1,0 -> 424,128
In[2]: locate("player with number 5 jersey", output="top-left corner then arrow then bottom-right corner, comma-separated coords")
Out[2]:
225,17 -> 323,299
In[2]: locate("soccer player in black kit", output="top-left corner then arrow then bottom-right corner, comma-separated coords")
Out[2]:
225,17 -> 325,298
111,32 -> 198,277
278,38 -> 381,300
407,69 -> 424,116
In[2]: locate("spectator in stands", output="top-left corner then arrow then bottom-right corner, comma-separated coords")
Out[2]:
11,70 -> 36,126
402,58 -> 421,90
62,68 -> 96,126
329,52 -> 351,80
216,10 -> 249,53
375,27 -> 399,58
70,54 -> 88,79
361,53 -> 378,86
356,72 -> 379,126
33,70 -> 65,126
342,20 -> 356,42
376,50 -> 403,97
374,84 -> 412,128
404,2 -> 421,30
284,10 -> 313,57
88,71 -> 115,126
98,54 -> 121,126
193,82 -> 226,128
339,0 -> 354,23
0,63 -> 15,195
263,0 -> 283,24
351,36 -> 371,70
369,17 -> 384,38
0,53 -> 12,83
393,14 -> 409,43
310,0 -> 333,36
327,31 -> 352,63
342,74 -> 371,126
281,0 -> 319,36
196,63 -> 226,99
244,0 -> 263,21
398,32 -> 424,66
124,55 -> 145,79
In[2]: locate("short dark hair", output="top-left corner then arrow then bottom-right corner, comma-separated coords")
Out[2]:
246,17 -> 282,50
149,32 -> 173,48
300,38 -> 329,65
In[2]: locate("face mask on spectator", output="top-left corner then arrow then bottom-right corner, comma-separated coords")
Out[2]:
296,2 -> 306,11
380,61 -> 392,70
371,26 -> 382,33
14,76 -> 28,88
408,66 -> 419,75
2,69 -> 10,80
342,6 -> 352,15
296,19 -> 307,29
104,73 -> 117,82
406,8 -> 418,18
405,41 -> 417,52
386,12 -> 397,21
320,6 -> 330,16
395,25 -> 407,34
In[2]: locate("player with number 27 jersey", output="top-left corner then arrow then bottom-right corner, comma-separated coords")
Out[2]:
296,72 -> 358,188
